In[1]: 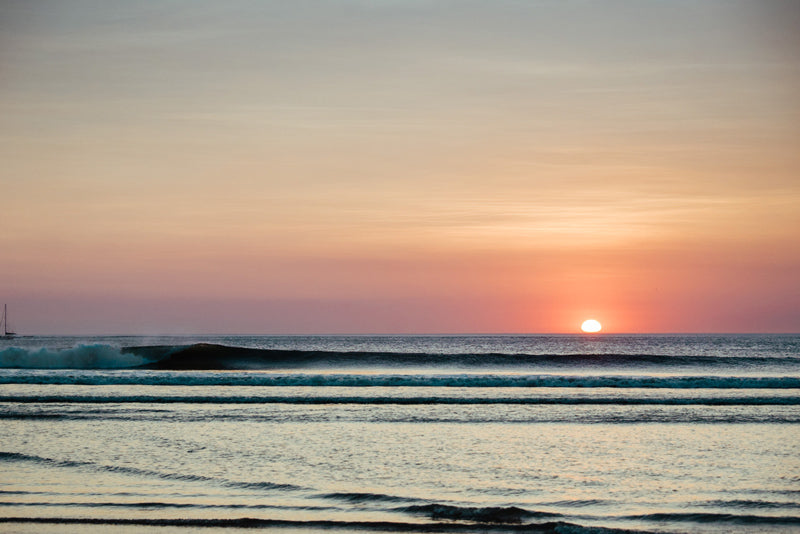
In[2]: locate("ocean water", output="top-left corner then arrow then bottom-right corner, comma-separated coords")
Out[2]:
1,334 -> 799,534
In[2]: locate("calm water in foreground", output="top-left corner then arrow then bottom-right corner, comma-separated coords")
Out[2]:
1,334 -> 799,534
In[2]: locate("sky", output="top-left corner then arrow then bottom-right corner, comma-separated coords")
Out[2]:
1,0 -> 798,334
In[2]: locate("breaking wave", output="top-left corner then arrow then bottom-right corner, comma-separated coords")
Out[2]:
0,345 -> 150,369
2,342 -> 798,370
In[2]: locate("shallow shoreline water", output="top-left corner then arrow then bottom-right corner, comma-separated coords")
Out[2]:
1,334 -> 799,533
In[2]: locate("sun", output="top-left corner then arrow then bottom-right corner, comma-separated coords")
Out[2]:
581,319 -> 602,333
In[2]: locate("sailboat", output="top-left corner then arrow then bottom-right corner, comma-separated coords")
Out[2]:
1,304 -> 16,339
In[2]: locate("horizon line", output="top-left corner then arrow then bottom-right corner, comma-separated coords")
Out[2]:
4,332 -> 799,338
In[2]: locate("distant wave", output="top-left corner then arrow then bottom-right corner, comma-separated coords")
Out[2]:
1,394 -> 797,405
4,407 -> 798,424
0,517 -> 651,533
2,342 -> 798,370
1,372 -> 798,388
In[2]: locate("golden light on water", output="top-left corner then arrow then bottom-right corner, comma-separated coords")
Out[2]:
581,319 -> 602,333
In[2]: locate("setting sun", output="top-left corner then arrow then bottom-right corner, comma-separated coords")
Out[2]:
581,319 -> 602,333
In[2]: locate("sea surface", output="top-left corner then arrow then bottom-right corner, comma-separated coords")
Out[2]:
1,334 -> 799,534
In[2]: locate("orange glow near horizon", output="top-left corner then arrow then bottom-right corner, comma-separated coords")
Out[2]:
1,2 -> 799,334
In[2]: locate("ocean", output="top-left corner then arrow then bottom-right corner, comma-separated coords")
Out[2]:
1,334 -> 798,534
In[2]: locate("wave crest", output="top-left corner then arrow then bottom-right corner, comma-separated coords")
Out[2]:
0,345 -> 150,369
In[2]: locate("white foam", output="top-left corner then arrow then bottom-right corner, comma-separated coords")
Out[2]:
0,345 -> 149,369
0,369 -> 798,388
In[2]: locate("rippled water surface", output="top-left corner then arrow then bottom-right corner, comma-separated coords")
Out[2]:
1,334 -> 799,533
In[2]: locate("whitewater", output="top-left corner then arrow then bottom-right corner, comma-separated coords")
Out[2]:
1,334 -> 799,534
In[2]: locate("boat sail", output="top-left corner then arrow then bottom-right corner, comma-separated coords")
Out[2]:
1,304 -> 16,339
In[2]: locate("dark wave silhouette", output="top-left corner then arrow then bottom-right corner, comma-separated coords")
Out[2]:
129,343 -> 798,370
2,342 -> 797,370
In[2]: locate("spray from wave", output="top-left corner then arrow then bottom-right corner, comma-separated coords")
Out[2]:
0,345 -> 152,369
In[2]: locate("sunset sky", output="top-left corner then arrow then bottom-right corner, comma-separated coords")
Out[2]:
1,1 -> 798,334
